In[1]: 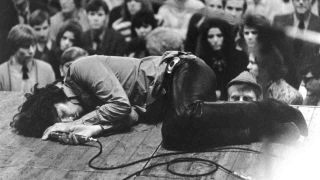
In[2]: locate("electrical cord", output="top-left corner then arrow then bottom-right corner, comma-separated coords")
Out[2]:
88,140 -> 270,180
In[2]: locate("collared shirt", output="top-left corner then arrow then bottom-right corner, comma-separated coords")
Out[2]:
293,13 -> 311,33
63,55 -> 166,125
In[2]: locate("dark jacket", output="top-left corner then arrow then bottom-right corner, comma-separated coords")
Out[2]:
83,28 -> 127,56
273,13 -> 320,88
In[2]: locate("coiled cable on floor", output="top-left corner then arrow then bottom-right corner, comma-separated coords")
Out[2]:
88,140 -> 268,180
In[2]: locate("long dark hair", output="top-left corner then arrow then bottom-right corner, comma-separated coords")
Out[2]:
10,83 -> 68,137
196,18 -> 234,63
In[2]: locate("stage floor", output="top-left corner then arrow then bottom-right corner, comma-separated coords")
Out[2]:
0,92 -> 319,180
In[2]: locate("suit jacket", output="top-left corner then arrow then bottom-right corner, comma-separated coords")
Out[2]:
273,13 -> 320,88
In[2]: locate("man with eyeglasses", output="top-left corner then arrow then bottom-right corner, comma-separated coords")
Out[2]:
301,61 -> 320,105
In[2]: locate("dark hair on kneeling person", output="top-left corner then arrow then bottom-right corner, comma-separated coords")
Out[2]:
10,83 -> 68,137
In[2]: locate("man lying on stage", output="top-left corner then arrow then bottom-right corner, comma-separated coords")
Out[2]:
10,49 -> 308,150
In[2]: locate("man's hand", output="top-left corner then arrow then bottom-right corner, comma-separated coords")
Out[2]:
41,123 -> 103,141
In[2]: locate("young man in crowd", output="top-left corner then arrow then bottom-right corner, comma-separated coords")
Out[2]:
227,71 -> 262,102
83,0 -> 127,56
224,0 -> 247,21
0,24 -> 55,92
29,10 -> 60,78
11,50 -> 307,150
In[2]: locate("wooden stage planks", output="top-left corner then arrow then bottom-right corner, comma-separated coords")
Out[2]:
0,92 -> 319,180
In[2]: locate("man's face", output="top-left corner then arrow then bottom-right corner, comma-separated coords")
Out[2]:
60,31 -> 75,51
228,86 -> 257,102
205,0 -> 223,12
32,20 -> 50,43
292,0 -> 312,15
14,44 -> 36,63
225,0 -> 245,19
87,7 -> 107,30
59,0 -> 76,13
54,100 -> 84,122
243,26 -> 258,49
126,0 -> 142,16
304,72 -> 320,95
207,27 -> 224,51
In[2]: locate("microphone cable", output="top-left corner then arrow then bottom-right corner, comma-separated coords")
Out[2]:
88,139 -> 270,180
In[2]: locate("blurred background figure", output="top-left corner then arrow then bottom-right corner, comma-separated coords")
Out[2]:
146,27 -> 184,56
110,0 -> 154,42
273,0 -> 320,89
50,0 -> 89,41
126,11 -> 158,57
83,0 -> 126,56
157,0 -> 204,39
301,61 -> 320,105
52,20 -> 83,79
227,71 -> 262,102
0,24 -> 55,92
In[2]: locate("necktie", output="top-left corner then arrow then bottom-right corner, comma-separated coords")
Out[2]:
22,64 -> 29,80
298,19 -> 305,30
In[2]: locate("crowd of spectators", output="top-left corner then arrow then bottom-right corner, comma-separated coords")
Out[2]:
1,0 -> 320,106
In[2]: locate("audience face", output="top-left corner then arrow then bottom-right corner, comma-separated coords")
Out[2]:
228,86 -> 257,102
14,44 -> 36,63
292,0 -> 312,16
304,72 -> 320,95
12,0 -> 29,14
126,0 -> 142,16
225,0 -> 245,19
32,20 -> 50,44
247,58 -> 259,77
207,27 -> 224,51
59,0 -> 76,14
205,0 -> 223,12
243,26 -> 258,49
87,7 -> 107,30
60,31 -> 75,51
135,24 -> 152,38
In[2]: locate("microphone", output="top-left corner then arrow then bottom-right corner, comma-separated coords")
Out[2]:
49,131 -> 97,144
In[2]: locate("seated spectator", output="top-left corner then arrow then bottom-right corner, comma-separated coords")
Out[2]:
29,10 -> 59,77
83,0 -> 127,56
227,71 -> 262,102
240,14 -> 300,90
52,20 -> 83,80
157,0 -> 204,39
59,47 -> 88,78
145,27 -> 184,56
50,0 -> 89,41
247,42 -> 303,105
0,24 -> 55,92
301,61 -> 320,106
126,11 -> 158,58
12,0 -> 31,24
196,18 -> 248,100
111,0 -> 154,42
185,0 -> 224,54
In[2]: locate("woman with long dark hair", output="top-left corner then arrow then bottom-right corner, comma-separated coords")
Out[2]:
196,18 -> 248,100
